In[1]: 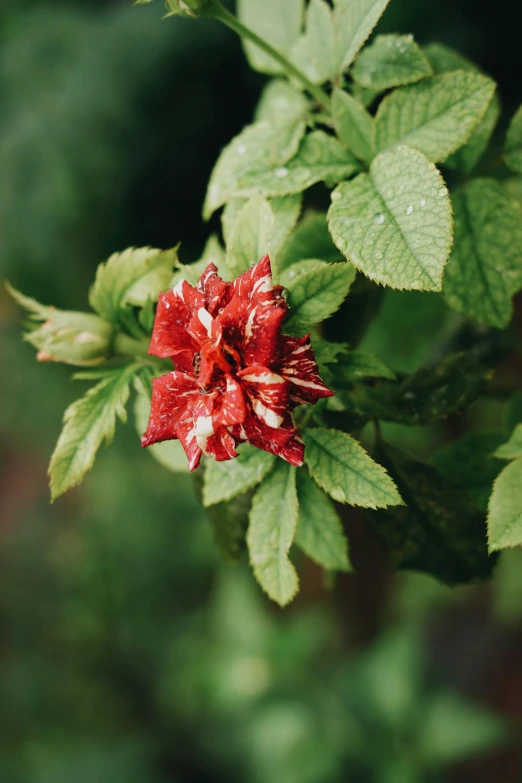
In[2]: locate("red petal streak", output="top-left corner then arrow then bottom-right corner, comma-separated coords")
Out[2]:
277,335 -> 334,405
206,429 -> 239,461
242,301 -> 287,367
233,408 -> 304,467
176,416 -> 203,471
238,365 -> 288,429
149,284 -> 201,358
197,263 -> 232,315
141,372 -> 200,447
213,375 -> 246,429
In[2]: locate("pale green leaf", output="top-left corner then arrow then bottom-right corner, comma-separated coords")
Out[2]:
444,179 -> 522,328
494,425 -> 522,461
295,470 -> 351,571
333,0 -> 391,75
423,42 -> 478,75
373,71 -> 496,162
303,427 -> 403,508
171,235 -> 228,287
238,0 -> 304,75
504,105 -> 522,175
488,458 -> 522,552
285,262 -> 356,331
235,130 -> 359,199
290,0 -> 335,85
89,246 -> 177,322
222,194 -> 301,258
226,195 -> 275,278
254,79 -> 309,123
49,364 -> 139,500
203,445 -> 276,506
134,385 -> 188,473
204,118 -> 306,218
351,81 -> 382,108
327,145 -> 453,291
332,88 -> 373,164
279,258 -> 327,287
352,34 -> 432,91
247,460 -> 299,606
445,93 -> 500,174
281,210 -> 342,269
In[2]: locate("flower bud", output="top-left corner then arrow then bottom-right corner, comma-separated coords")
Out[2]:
165,0 -> 217,18
28,311 -> 113,367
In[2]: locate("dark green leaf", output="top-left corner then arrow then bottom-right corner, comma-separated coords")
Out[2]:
281,210 -> 342,269
444,179 -> 522,328
504,105 -> 522,175
364,443 -> 495,584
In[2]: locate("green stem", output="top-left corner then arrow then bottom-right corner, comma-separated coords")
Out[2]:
114,332 -> 150,358
208,1 -> 332,111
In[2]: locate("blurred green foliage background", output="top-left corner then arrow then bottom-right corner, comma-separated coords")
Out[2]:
1,1 -> 522,781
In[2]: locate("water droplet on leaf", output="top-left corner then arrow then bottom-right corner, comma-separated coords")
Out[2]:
373,213 -> 385,225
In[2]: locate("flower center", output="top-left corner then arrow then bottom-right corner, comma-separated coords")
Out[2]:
192,352 -> 202,377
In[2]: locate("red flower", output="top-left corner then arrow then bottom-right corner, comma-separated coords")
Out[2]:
141,255 -> 333,470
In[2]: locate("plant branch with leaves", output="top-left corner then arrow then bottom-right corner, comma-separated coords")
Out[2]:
9,0 -> 522,605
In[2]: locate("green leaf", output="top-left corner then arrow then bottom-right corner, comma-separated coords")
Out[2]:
430,431 -> 505,511
247,460 -> 299,606
303,427 -> 403,508
503,177 -> 522,207
203,118 -> 306,218
49,364 -> 139,500
364,444 -> 495,584
285,262 -> 356,331
203,445 -> 276,506
332,0 -> 391,75
223,195 -> 302,276
423,42 -> 478,75
505,391 -> 522,432
295,470 -> 351,571
226,195 -> 275,278
171,236 -> 228,287
234,130 -> 359,199
279,258 -> 327,287
332,88 -> 373,164
255,79 -> 309,124
373,72 -> 496,162
89,246 -> 177,323
339,351 -> 492,426
290,0 -> 335,85
443,179 -> 522,328
488,458 -> 522,552
332,350 -> 397,383
134,383 -> 189,473
494,424 -> 522,461
194,470 -> 251,561
504,105 -> 522,175
281,210 -> 342,269
237,0 -> 304,75
352,34 -> 432,91
418,691 -> 506,766
327,145 -> 453,291
444,93 -> 500,174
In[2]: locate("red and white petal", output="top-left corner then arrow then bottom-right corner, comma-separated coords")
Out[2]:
242,301 -> 287,367
186,304 -> 216,345
213,374 -> 246,429
197,263 -> 231,316
233,408 -> 304,467
206,428 -> 239,462
233,255 -> 284,304
277,335 -> 334,406
141,371 -> 200,447
176,416 -> 203,471
238,365 -> 289,429
148,284 -> 201,359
